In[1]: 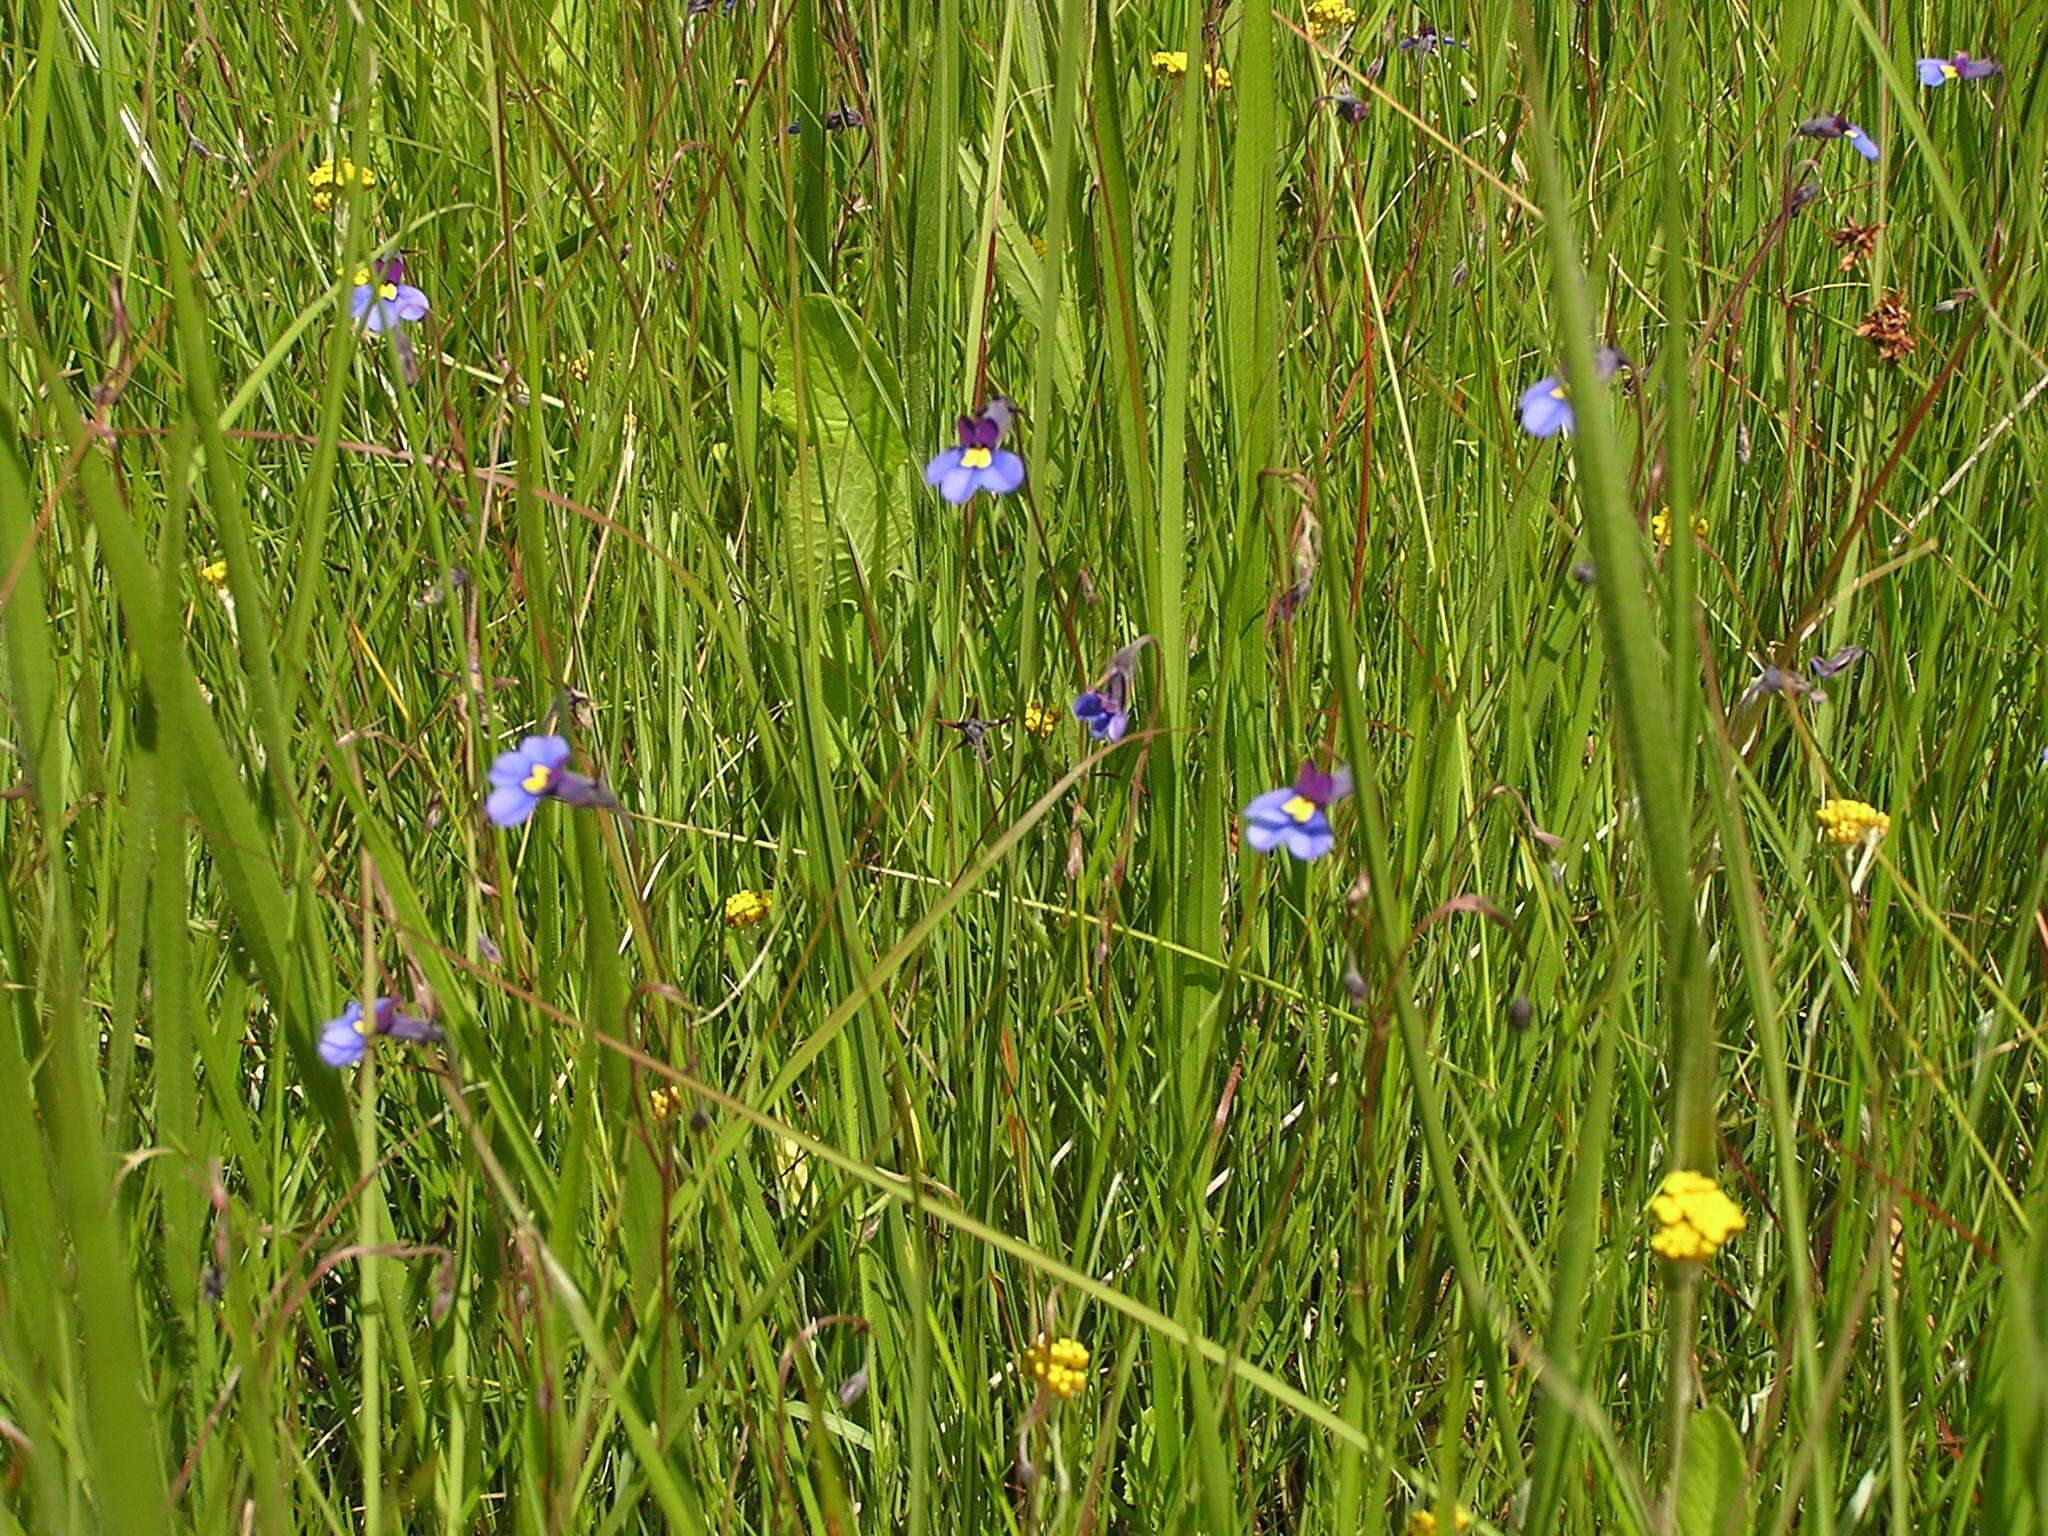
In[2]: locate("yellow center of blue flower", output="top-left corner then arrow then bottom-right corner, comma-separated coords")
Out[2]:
353,1013 -> 372,1036
1281,794 -> 1316,823
377,282 -> 398,300
1940,62 -> 1959,78
961,446 -> 993,469
1549,383 -> 1569,400
521,763 -> 554,793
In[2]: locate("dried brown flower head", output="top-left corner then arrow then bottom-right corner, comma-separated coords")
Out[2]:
1828,221 -> 1883,271
1854,292 -> 1915,364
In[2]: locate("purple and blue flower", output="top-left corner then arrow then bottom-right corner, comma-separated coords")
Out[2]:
1241,761 -> 1353,862
1072,636 -> 1153,742
1917,52 -> 2000,86
486,733 -> 618,827
1795,113 -> 1880,161
924,399 -> 1026,504
349,256 -> 430,334
319,997 -> 444,1069
1518,347 -> 1628,438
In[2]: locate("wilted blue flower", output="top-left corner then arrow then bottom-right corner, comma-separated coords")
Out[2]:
1398,24 -> 1464,53
1242,761 -> 1353,862
319,997 -> 443,1069
1808,644 -> 1867,680
1740,667 -> 1812,705
924,399 -> 1025,504
1795,113 -> 1880,161
1917,52 -> 2000,86
1072,636 -> 1153,742
1519,347 -> 1627,438
1314,92 -> 1370,124
486,733 -> 618,827
349,256 -> 430,334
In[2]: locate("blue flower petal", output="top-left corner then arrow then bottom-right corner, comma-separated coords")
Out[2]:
924,447 -> 965,487
980,450 -> 1026,495
486,784 -> 539,826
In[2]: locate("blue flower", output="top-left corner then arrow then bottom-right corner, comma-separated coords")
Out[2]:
1918,52 -> 2000,86
1071,636 -> 1153,742
1241,761 -> 1353,862
924,399 -> 1026,504
1519,347 -> 1626,438
349,256 -> 430,334
318,997 -> 443,1069
1519,376 -> 1575,437
486,733 -> 618,827
1796,113 -> 1880,161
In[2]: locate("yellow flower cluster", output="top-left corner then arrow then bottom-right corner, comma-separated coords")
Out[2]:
648,1085 -> 686,1123
197,558 -> 229,589
1650,509 -> 1709,548
308,158 -> 375,211
1150,51 -> 1230,88
1817,798 -> 1890,847
1306,0 -> 1358,38
723,889 -> 773,929
1404,1508 -> 1474,1536
1022,700 -> 1059,739
566,350 -> 594,383
1024,1336 -> 1090,1398
1649,1170 -> 1746,1262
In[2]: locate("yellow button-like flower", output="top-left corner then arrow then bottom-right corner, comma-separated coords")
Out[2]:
197,558 -> 229,588
1817,798 -> 1890,848
1024,1336 -> 1090,1398
1151,50 -> 1190,77
1404,1508 -> 1474,1536
1306,0 -> 1358,38
1205,62 -> 1232,89
723,889 -> 773,930
566,350 -> 594,383
1022,700 -> 1059,739
1649,1170 -> 1746,1262
1650,509 -> 1709,548
308,158 -> 376,212
649,1085 -> 685,1123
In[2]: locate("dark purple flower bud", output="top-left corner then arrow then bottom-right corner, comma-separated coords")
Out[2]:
1507,995 -> 1534,1030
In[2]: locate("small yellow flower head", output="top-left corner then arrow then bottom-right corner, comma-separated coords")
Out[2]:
723,889 -> 773,930
1650,510 -> 1710,548
1649,1170 -> 1746,1262
1817,798 -> 1890,848
566,350 -> 594,383
1024,1336 -> 1090,1398
1022,701 -> 1059,739
1306,0 -> 1358,38
197,558 -> 229,589
1030,234 -> 1048,260
308,158 -> 375,211
649,1085 -> 686,1123
1403,1508 -> 1474,1536
1151,50 -> 1190,78
1205,62 -> 1232,89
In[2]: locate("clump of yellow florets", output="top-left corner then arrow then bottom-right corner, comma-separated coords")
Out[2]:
1404,1508 -> 1474,1536
308,158 -> 376,212
1022,701 -> 1059,739
1150,51 -> 1230,88
1649,1170 -> 1746,1262
1817,798 -> 1889,848
197,558 -> 229,589
1024,1336 -> 1090,1398
1650,510 -> 1709,548
1306,0 -> 1358,38
649,1085 -> 686,1123
566,350 -> 594,383
723,889 -> 772,930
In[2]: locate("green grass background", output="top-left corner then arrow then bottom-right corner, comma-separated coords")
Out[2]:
2,0 -> 2047,1529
